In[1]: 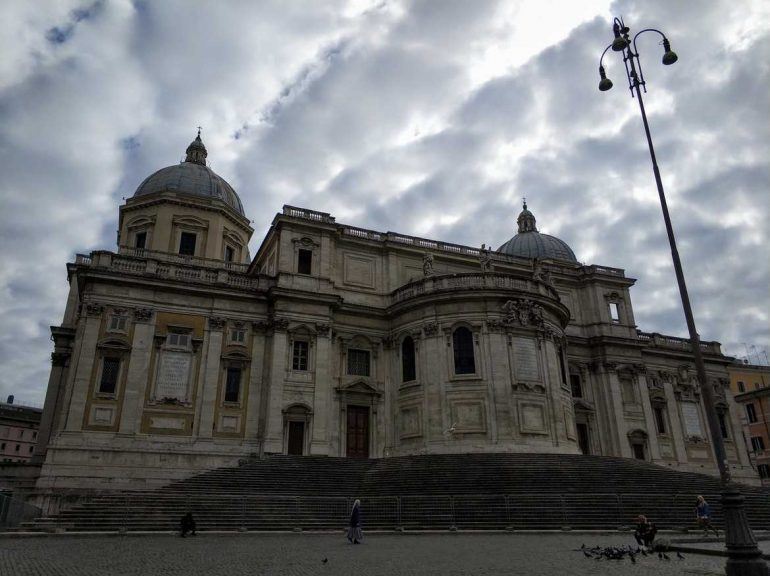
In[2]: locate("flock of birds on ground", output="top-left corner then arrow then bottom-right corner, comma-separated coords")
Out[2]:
578,543 -> 685,564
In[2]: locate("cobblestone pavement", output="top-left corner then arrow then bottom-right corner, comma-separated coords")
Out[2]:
0,533 -> 729,576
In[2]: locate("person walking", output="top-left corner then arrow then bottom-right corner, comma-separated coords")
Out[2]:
695,495 -> 719,537
633,514 -> 657,548
347,499 -> 363,544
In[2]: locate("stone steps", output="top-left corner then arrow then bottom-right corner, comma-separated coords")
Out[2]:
20,454 -> 770,532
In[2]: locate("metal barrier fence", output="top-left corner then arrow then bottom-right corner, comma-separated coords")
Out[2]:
76,490 -> 767,531
0,493 -> 42,528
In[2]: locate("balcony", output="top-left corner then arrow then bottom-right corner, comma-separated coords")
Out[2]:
390,272 -> 548,306
73,250 -> 271,292
636,331 -> 722,355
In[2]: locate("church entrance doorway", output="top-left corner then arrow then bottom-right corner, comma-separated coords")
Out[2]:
346,406 -> 369,458
576,423 -> 590,455
287,421 -> 305,455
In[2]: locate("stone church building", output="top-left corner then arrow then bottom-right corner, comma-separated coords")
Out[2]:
35,134 -> 756,492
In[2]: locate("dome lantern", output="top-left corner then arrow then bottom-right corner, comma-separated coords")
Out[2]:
497,201 -> 577,263
185,128 -> 207,165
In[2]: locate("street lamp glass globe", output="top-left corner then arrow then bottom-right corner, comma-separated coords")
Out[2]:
662,39 -> 678,65
611,36 -> 628,51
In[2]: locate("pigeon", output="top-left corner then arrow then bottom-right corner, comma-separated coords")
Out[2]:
677,552 -> 685,560
663,553 -> 670,560
322,558 -> 328,564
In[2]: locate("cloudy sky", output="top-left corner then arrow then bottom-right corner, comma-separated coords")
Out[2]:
1,0 -> 768,406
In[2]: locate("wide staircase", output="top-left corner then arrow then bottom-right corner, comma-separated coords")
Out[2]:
17,454 -> 770,532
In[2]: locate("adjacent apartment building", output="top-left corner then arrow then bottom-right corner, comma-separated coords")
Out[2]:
0,397 -> 42,463
729,363 -> 770,482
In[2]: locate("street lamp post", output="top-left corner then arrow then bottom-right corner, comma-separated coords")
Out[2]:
598,17 -> 768,576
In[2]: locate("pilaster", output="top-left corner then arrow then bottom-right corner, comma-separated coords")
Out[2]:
196,318 -> 224,439
64,307 -> 103,432
119,310 -> 155,434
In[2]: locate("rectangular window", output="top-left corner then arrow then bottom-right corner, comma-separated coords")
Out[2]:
751,436 -> 765,452
225,245 -> 235,262
1,443 -> 5,450
557,345 -> 567,385
738,381 -> 745,393
570,374 -> 582,398
297,249 -> 312,275
32,431 -> 37,439
230,329 -> 245,344
108,315 -> 127,332
718,412 -> 729,439
654,406 -> 667,434
292,341 -> 309,371
14,444 -> 19,452
347,349 -> 370,377
758,464 -> 770,479
167,333 -> 190,348
609,302 -> 620,322
99,357 -> 120,394
747,403 -> 758,423
135,231 -> 147,249
28,446 -> 33,453
179,232 -> 197,256
224,367 -> 241,403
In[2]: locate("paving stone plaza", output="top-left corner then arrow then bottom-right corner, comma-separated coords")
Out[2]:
0,533 -> 734,576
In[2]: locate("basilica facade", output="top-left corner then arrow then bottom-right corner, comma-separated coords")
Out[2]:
34,134 -> 756,492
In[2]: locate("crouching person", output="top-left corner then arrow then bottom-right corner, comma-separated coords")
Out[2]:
634,515 -> 657,548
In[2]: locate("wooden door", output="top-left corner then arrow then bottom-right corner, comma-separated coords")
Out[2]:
346,406 -> 370,459
576,423 -> 590,455
287,421 -> 305,455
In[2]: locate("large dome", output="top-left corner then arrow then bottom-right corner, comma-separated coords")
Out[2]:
497,202 -> 577,263
133,132 -> 245,216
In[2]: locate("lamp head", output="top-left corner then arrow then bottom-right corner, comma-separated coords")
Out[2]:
612,21 -> 629,51
598,66 -> 613,91
662,38 -> 678,65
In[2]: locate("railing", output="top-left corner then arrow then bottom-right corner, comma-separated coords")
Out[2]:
283,205 -> 336,223
392,273 -> 535,304
73,251 -> 269,291
637,331 -> 721,354
42,490 -> 763,532
117,246 -> 250,273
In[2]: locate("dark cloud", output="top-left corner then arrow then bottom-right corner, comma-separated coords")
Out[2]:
0,0 -> 767,404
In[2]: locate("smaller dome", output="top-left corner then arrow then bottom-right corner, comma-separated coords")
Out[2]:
132,132 -> 245,216
497,201 -> 577,263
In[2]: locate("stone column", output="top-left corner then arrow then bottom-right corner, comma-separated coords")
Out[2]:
243,326 -> 267,445
119,309 -> 155,435
196,317 -> 225,439
64,305 -> 104,432
485,329 -> 510,442
263,323 -> 289,453
664,380 -> 688,464
32,347 -> 72,464
727,389 -> 752,468
637,371 -> 662,460
310,324 -> 332,455
605,364 -> 632,458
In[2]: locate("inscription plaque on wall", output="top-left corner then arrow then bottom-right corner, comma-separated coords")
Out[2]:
513,337 -> 539,380
156,351 -> 191,401
681,402 -> 703,437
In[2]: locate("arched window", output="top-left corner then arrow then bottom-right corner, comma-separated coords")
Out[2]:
401,336 -> 416,382
453,327 -> 475,375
